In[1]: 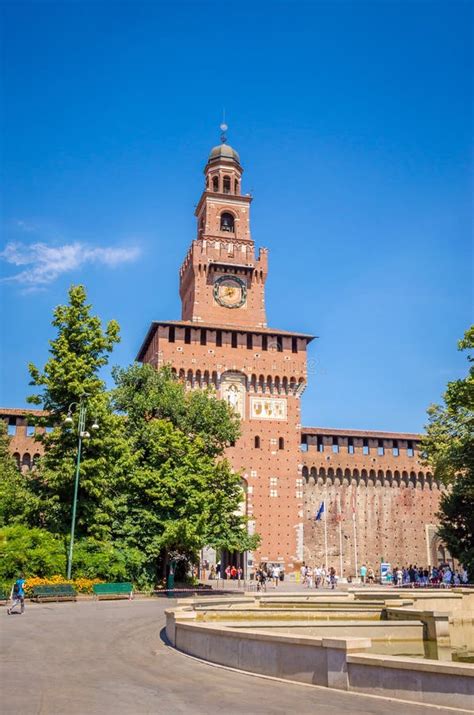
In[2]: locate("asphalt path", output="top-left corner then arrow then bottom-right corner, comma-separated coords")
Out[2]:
0,599 -> 459,715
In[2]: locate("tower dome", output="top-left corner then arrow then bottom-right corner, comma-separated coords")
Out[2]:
208,143 -> 240,164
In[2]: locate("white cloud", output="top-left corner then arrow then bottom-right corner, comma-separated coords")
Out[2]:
1,241 -> 141,288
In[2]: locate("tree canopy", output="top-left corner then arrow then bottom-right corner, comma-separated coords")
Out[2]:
423,326 -> 474,577
112,363 -> 258,580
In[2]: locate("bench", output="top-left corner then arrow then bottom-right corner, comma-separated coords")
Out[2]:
92,582 -> 133,600
32,584 -> 77,602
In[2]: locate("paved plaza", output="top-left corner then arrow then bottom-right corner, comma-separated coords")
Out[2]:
1,598 -> 460,715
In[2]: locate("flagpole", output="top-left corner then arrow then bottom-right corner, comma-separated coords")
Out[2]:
352,511 -> 359,580
337,494 -> 343,578
324,498 -> 328,572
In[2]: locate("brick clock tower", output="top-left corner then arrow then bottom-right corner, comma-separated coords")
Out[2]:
137,133 -> 314,575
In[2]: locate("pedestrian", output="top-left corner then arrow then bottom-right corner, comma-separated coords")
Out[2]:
329,566 -> 337,590
216,561 -> 221,579
396,567 -> 403,587
315,565 -> 322,588
300,562 -> 307,585
360,563 -> 367,584
7,574 -> 26,615
306,565 -> 314,588
237,566 -> 243,581
256,568 -> 267,592
230,565 -> 237,580
367,566 -> 374,584
225,564 -> 231,580
272,564 -> 280,587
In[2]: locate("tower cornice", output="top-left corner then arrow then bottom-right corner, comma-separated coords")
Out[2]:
195,191 -> 252,217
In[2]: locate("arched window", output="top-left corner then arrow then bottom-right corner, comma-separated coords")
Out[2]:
254,436 -> 260,449
212,176 -> 219,192
234,179 -> 239,194
223,176 -> 231,194
278,437 -> 285,450
220,212 -> 234,232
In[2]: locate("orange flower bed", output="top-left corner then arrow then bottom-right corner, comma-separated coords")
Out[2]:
24,575 -> 104,596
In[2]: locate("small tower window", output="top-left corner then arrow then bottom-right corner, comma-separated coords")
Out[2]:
234,179 -> 239,194
247,333 -> 253,349
278,437 -> 285,450
220,212 -> 235,232
212,176 -> 219,192
223,176 -> 231,194
216,330 -> 222,347
254,436 -> 260,449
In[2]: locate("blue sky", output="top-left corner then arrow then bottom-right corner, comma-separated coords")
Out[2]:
1,1 -> 472,433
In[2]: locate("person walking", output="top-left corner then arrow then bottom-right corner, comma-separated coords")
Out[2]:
360,564 -> 367,584
300,562 -> 307,586
396,567 -> 403,587
256,568 -> 267,592
272,564 -> 280,587
7,574 -> 26,615
329,566 -> 337,590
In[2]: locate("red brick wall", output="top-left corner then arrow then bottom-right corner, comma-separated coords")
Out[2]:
301,430 -> 443,572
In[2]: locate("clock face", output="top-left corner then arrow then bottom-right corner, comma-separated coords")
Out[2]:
213,275 -> 247,309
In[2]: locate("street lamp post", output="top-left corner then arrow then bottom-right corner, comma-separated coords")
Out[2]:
65,396 -> 99,580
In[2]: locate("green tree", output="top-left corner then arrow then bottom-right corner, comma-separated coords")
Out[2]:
112,364 -> 259,581
423,326 -> 474,578
25,285 -> 134,542
112,362 -> 240,456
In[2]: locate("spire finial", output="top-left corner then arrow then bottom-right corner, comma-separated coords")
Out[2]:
220,109 -> 228,144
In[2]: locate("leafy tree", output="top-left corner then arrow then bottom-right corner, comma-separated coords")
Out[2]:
423,326 -> 474,577
112,364 -> 258,581
112,362 -> 240,456
25,285 -> 134,542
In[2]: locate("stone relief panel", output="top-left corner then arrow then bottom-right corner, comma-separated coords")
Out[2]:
250,396 -> 287,421
220,372 -> 246,419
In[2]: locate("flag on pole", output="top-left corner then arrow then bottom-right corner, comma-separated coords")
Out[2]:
315,501 -> 325,521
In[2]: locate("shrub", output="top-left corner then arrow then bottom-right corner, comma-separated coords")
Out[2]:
0,525 -> 65,581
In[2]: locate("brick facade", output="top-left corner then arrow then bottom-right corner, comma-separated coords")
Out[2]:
1,407 -> 47,471
301,427 -> 445,575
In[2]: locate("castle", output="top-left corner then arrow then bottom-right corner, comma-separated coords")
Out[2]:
2,135 -> 449,576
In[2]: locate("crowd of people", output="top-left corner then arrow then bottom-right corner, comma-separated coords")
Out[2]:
205,560 -> 470,589
208,562 -> 244,580
299,564 -> 337,589
376,563 -> 470,587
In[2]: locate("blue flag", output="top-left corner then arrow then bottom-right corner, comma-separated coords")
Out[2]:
315,501 -> 325,521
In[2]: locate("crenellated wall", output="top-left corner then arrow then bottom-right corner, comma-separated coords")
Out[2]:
301,427 -> 446,573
